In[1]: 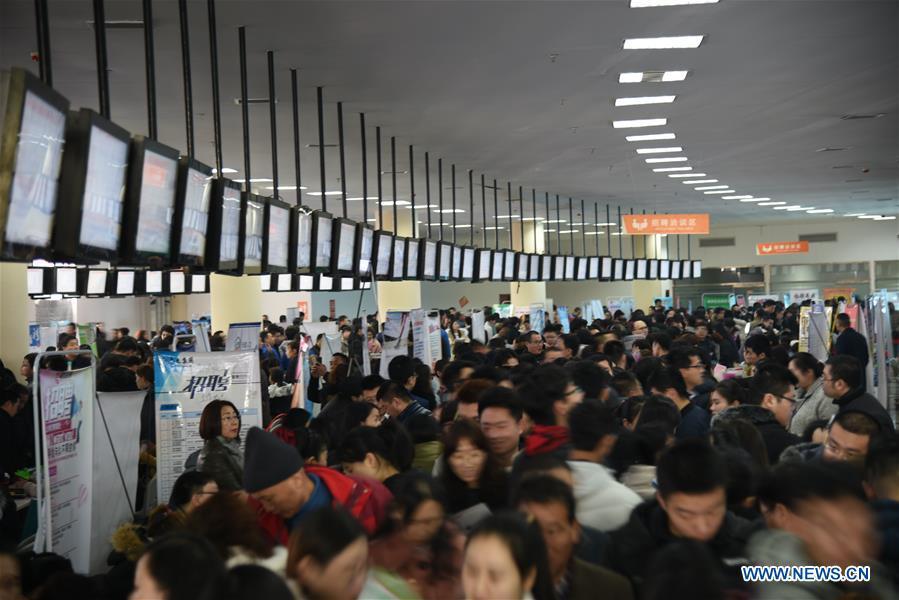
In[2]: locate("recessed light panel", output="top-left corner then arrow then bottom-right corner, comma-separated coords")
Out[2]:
615,95 -> 676,106
613,118 -> 668,128
623,36 -> 705,49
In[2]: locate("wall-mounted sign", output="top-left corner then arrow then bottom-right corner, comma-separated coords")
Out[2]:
622,213 -> 709,235
756,241 -> 809,255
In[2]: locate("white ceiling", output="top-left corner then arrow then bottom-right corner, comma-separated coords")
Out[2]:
2,0 -> 898,245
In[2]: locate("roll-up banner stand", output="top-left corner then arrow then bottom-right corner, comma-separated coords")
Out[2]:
226,321 -> 261,352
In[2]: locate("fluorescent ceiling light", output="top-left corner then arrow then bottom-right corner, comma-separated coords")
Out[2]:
264,185 -> 308,190
484,226 -> 505,230
611,232 -> 626,236
704,190 -> 735,195
619,72 -> 644,83
613,118 -> 668,129
739,198 -> 765,203
452,224 -> 472,228
378,200 -> 411,206
695,185 -> 728,190
773,205 -> 800,210
758,201 -> 785,206
858,215 -> 879,219
873,215 -> 896,220
596,222 -> 618,226
366,218 -> 377,222
722,195 -> 752,199
669,173 -> 704,178
521,217 -> 545,221
558,230 -> 580,234
347,196 -> 379,201
683,179 -> 718,184
631,0 -> 718,7
544,229 -> 557,233
623,36 -> 705,50
615,95 -> 676,107
807,208 -> 834,214
544,219 -> 567,224
626,132 -> 676,142
636,147 -> 683,154
618,70 -> 690,83
786,206 -> 813,211
844,213 -> 866,217
568,222 -> 591,226
248,178 -> 273,183
306,191 -> 343,196
413,204 -> 439,209
747,198 -> 770,202
584,231 -> 605,235
211,167 -> 238,174
662,70 -> 690,81
653,167 -> 692,172
434,208 -> 466,213
646,157 -> 688,163
496,214 -> 522,219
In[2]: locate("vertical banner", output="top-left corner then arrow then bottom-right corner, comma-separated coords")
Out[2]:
361,332 -> 372,376
90,391 -> 143,573
76,324 -> 98,356
591,299 -> 606,321
557,306 -> 570,334
471,309 -> 486,343
37,366 -> 94,573
606,297 -> 636,319
191,320 -> 212,353
380,311 -> 411,379
529,304 -> 545,334
582,303 -> 592,323
410,309 -> 431,366
29,323 -> 41,352
427,311 -> 443,364
154,351 -> 263,503
226,322 -> 261,352
318,334 -> 343,370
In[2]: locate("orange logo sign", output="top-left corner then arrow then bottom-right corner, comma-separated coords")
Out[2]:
756,241 -> 809,255
622,214 -> 710,235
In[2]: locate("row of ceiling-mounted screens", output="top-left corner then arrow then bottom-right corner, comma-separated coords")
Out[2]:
2,68 -> 701,297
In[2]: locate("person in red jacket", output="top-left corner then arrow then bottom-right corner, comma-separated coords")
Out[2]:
243,427 -> 392,545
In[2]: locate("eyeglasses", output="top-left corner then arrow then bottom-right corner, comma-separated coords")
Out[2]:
221,414 -> 241,422
565,386 -> 583,397
770,393 -> 795,403
683,364 -> 705,370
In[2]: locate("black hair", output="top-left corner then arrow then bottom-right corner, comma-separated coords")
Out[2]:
649,332 -> 672,352
568,401 -> 617,451
609,371 -> 641,398
634,395 -> 681,434
338,420 -> 414,473
477,386 -> 523,421
564,360 -> 609,400
825,354 -> 863,390
360,374 -> 385,391
602,339 -> 627,366
387,354 -> 417,385
835,313 -> 852,328
342,402 -> 380,434
667,346 -> 703,370
377,380 -> 412,406
748,363 -> 797,404
287,507 -> 366,576
404,413 -> 441,444
656,439 -> 728,499
465,512 -> 555,600
269,367 -> 285,385
789,352 -> 824,379
441,360 -> 477,392
115,337 -> 140,354
411,363 -> 437,409
743,335 -> 771,358
757,460 -> 865,512
801,419 -> 830,443
712,379 -> 746,406
710,418 -> 770,469
647,368 -> 688,400
560,334 -> 580,355
512,475 -> 576,523
519,364 -> 571,426
632,356 -> 665,391
142,532 -> 227,600
831,410 -> 880,438
168,470 -> 218,511
865,433 -> 899,493
641,540 -> 725,600
511,452 -> 572,489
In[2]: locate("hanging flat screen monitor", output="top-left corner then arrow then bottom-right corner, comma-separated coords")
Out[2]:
112,270 -> 135,296
576,257 -> 588,281
681,259 -> 692,280
291,208 -> 313,274
562,256 -> 574,281
331,218 -> 358,276
660,259 -> 671,280
613,259 -> 625,281
490,249 -> 504,281
82,268 -> 108,296
262,197 -> 290,274
53,108 -> 130,262
27,266 -> 52,295
692,260 -> 702,279
476,248 -> 492,282
340,277 -> 356,291
170,157 -> 212,268
0,68 -> 69,261
671,260 -> 682,280
437,242 -> 452,281
451,245 -> 463,281
317,274 -> 334,291
241,193 -> 265,275
552,255 -> 564,281
600,256 -> 613,281
517,253 -> 528,282
373,230 -> 393,279
53,267 -> 77,295
120,136 -> 179,266
297,274 -> 315,291
310,210 -> 332,274
168,270 -> 187,295
636,259 -> 648,280
529,254 -> 541,282
624,260 -> 635,281
503,250 -> 515,281
422,240 -> 438,281
461,246 -> 475,280
391,236 -> 406,281
145,270 -> 166,295
189,273 -> 208,293
405,237 -> 420,279
204,178 -> 242,273
588,257 -> 599,280
357,225 -> 374,277
541,255 -> 552,282
273,273 -> 293,292
648,259 -> 659,280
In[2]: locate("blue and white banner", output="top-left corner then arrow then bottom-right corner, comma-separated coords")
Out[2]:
154,351 -> 262,503
557,306 -> 570,333
225,322 -> 261,352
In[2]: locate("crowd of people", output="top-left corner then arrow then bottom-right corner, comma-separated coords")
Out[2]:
1,298 -> 898,599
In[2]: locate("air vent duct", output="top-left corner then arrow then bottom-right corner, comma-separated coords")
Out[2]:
698,237 -> 735,248
798,233 -> 837,243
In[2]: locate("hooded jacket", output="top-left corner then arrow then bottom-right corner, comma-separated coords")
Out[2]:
789,376 -> 835,437
715,404 -> 800,464
568,460 -> 643,532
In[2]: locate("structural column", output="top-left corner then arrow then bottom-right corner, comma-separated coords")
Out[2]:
210,274 -> 264,333
0,263 -> 31,373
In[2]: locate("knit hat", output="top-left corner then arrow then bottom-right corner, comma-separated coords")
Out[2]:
243,426 -> 304,493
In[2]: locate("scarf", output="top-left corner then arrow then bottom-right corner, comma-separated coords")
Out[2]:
524,425 -> 570,456
218,436 -> 245,468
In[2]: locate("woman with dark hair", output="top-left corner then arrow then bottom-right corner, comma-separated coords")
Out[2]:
197,399 -> 244,491
411,363 -> 437,411
490,348 -> 520,369
787,352 -> 835,437
708,379 -> 746,418
338,420 -> 414,493
462,511 -> 556,600
439,419 -> 509,514
131,532 -> 227,600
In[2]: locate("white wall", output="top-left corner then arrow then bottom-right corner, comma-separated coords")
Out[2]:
72,296 -> 152,332
688,218 -> 899,267
546,280 -> 654,309
419,281 -> 510,312
310,290 -> 379,321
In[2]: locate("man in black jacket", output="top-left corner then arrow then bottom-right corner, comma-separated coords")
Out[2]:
604,439 -> 756,594
833,313 -> 869,368
824,355 -> 895,434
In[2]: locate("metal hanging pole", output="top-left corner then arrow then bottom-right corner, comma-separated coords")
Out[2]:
594,202 -> 600,255
531,189 -> 537,252
425,152 -> 432,239
581,199 -> 587,256
92,0 -> 111,118
177,0 -> 194,156
409,146 -> 416,236
469,170 -> 475,246
238,26 -> 250,191
568,198 -> 574,255
630,208 -> 636,258
642,209 -> 648,258
451,164 -> 457,244
142,0 -> 157,139
688,234 -> 692,259
268,51 -> 279,197
507,182 -> 513,249
606,204 -> 612,255
617,206 -> 623,257
291,70 -> 302,203
34,0 -> 52,86
207,0 -> 223,174
337,102 -> 347,217
376,127 -> 383,226
438,159 -> 444,241
481,175 -> 488,248
316,87 -> 327,212
360,113 -> 367,222
493,180 -> 499,249
391,137 -> 398,232
555,195 -> 561,254
545,192 -> 551,252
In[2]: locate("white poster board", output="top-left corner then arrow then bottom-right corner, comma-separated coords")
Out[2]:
529,304 -> 545,334
427,311 -> 443,364
411,309 -> 431,366
153,351 -> 262,503
789,289 -> 820,305
471,309 -> 486,343
226,322 -> 261,352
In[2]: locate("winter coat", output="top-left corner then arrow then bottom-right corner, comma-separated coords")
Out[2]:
788,377 -> 835,437
715,404 -> 801,464
412,440 -> 443,474
568,461 -> 643,532
620,465 -> 656,502
871,499 -> 899,587
604,500 -> 756,593
832,387 -> 896,434
675,402 -> 710,440
198,436 -> 244,492
834,327 -> 869,367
